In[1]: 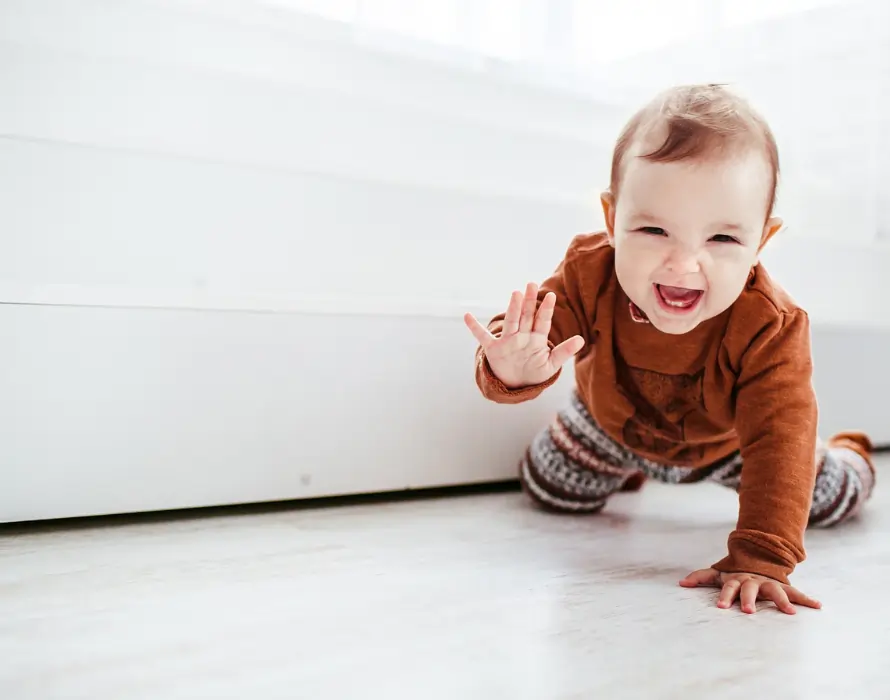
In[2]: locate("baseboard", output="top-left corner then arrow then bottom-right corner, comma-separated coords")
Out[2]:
0,479 -> 523,534
7,440 -> 887,533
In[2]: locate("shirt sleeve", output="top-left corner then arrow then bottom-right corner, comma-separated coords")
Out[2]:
474,236 -> 592,404
711,308 -> 818,584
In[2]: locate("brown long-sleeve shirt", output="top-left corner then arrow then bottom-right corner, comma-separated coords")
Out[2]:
475,232 -> 818,584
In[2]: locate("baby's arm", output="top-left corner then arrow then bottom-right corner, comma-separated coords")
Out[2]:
712,308 -> 818,585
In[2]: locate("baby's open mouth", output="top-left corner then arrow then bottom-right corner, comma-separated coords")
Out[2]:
655,284 -> 704,311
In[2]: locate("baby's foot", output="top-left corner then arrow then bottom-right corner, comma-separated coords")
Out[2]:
829,431 -> 874,463
828,431 -> 876,497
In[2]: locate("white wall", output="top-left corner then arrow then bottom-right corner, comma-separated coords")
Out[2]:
0,0 -> 640,313
2,0 -> 888,522
605,0 -> 890,243
4,0 -> 886,319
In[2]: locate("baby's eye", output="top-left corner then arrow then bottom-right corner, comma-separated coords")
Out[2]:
711,234 -> 740,244
638,227 -> 666,236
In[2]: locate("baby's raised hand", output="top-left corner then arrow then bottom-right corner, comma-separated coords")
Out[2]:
680,568 -> 822,615
464,282 -> 585,390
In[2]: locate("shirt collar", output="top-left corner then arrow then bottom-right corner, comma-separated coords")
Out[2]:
629,301 -> 650,324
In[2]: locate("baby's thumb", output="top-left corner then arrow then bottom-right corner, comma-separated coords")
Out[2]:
548,336 -> 585,369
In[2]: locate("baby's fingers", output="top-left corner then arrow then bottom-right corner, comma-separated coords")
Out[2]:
717,580 -> 741,609
785,586 -> 822,610
463,313 -> 495,348
518,283 -> 539,333
549,335 -> 585,369
502,290 -> 524,335
678,568 -> 720,588
739,580 -> 760,614
532,292 -> 556,337
761,582 -> 796,615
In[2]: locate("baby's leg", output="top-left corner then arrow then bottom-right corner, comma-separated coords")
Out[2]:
808,432 -> 876,527
705,433 -> 876,527
518,390 -> 645,513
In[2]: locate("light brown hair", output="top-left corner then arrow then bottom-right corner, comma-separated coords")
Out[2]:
609,84 -> 780,217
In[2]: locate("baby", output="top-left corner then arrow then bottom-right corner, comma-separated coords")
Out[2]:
464,84 -> 875,615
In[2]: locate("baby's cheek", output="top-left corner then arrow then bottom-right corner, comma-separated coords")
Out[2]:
704,258 -> 751,294
618,243 -> 659,278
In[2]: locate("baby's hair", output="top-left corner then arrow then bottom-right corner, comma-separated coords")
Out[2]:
610,84 -> 780,217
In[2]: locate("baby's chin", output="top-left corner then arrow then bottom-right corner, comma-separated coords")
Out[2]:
637,299 -> 714,335
648,316 -> 705,335
645,302 -> 731,334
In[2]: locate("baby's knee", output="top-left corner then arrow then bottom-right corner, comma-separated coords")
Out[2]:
518,450 -> 608,514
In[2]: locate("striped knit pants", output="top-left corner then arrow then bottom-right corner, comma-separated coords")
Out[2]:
519,390 -> 876,528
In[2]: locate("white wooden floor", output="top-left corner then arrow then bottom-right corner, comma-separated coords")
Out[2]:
1,457 -> 887,699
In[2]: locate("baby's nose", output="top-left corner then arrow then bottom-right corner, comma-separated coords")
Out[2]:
665,249 -> 701,274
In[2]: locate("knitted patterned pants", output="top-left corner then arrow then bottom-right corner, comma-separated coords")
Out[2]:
520,390 -> 876,528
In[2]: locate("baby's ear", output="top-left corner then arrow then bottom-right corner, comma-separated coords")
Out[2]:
758,216 -> 783,253
600,191 -> 616,246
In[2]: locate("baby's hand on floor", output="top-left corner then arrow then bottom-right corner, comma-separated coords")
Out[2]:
679,568 -> 822,615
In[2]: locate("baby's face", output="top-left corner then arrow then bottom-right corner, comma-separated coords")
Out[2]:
606,149 -> 776,335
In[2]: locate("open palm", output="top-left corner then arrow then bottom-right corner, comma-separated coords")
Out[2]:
464,282 -> 585,389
